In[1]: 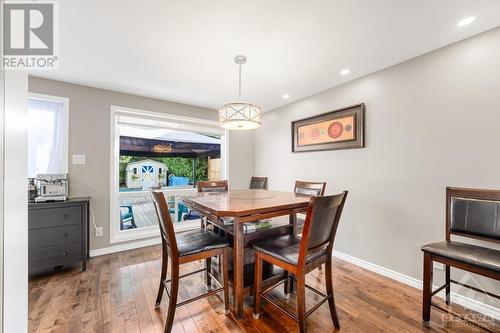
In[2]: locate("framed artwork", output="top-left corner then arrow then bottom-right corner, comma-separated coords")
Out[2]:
291,103 -> 365,152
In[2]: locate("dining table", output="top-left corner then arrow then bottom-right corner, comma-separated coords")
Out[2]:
180,189 -> 311,318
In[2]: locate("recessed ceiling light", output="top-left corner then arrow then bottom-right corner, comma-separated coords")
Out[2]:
282,94 -> 290,99
340,68 -> 350,76
457,16 -> 475,27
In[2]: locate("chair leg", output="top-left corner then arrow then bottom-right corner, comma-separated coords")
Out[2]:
205,257 -> 212,290
422,253 -> 433,327
155,250 -> 168,308
283,271 -> 291,298
445,265 -> 451,306
222,248 -> 230,315
325,257 -> 340,329
297,273 -> 307,333
253,252 -> 263,319
164,261 -> 179,333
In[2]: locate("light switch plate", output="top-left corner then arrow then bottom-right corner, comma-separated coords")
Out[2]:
72,154 -> 86,165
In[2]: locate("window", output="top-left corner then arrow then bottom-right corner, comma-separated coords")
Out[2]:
27,94 -> 69,178
110,106 -> 228,243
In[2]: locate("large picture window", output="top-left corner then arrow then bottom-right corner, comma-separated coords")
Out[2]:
110,106 -> 228,243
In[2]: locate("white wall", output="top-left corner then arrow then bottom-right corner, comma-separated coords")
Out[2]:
2,71 -> 29,333
255,28 -> 500,305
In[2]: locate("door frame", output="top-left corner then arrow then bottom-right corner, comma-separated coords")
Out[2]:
109,105 -> 229,244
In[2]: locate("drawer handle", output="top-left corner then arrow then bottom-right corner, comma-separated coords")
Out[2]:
61,251 -> 68,256
61,233 -> 68,238
61,214 -> 68,219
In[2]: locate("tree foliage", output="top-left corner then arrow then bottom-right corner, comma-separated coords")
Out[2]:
119,155 -> 210,186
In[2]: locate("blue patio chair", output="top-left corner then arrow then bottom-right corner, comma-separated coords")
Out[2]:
120,205 -> 137,230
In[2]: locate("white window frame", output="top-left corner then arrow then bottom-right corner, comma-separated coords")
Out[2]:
110,105 -> 229,244
27,93 -> 70,175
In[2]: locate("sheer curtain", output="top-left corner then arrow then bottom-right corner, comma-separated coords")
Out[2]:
28,98 -> 66,178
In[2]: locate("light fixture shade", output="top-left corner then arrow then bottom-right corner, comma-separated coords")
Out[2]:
218,103 -> 261,130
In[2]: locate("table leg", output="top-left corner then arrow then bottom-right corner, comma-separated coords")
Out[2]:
233,217 -> 244,319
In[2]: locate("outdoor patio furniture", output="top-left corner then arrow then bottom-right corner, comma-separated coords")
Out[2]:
120,204 -> 137,230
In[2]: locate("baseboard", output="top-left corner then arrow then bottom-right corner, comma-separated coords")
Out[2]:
333,250 -> 500,320
89,237 -> 161,257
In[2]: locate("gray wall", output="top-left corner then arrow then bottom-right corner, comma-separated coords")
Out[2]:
28,77 -> 254,251
255,28 -> 500,302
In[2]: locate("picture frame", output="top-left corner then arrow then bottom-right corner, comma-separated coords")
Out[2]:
291,103 -> 365,152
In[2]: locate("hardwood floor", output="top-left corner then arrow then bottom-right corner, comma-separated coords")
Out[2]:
29,245 -> 498,333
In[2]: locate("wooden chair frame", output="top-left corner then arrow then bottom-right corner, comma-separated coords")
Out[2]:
422,187 -> 500,333
294,180 -> 326,196
151,190 -> 229,333
250,176 -> 268,190
253,192 -> 348,333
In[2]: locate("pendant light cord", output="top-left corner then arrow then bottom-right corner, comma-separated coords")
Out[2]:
238,62 -> 242,100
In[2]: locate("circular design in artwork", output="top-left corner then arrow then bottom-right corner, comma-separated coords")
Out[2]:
311,127 -> 321,139
345,124 -> 352,132
328,122 -> 344,139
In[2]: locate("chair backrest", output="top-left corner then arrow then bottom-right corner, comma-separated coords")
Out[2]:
250,176 -> 268,190
197,180 -> 228,192
299,192 -> 348,266
294,181 -> 326,196
447,187 -> 500,242
151,190 -> 178,255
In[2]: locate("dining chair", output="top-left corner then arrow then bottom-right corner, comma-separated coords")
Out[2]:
253,191 -> 348,333
151,190 -> 230,333
294,180 -> 326,230
197,180 -> 229,230
250,176 -> 268,190
197,180 -> 228,192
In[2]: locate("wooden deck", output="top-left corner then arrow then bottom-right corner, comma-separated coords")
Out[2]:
28,245 -> 499,332
121,197 -> 200,229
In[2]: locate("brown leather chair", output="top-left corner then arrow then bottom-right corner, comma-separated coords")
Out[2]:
294,180 -> 326,197
250,176 -> 268,190
253,191 -> 348,333
197,180 -> 228,230
421,187 -> 500,331
197,180 -> 228,192
293,181 -> 327,230
151,190 -> 230,333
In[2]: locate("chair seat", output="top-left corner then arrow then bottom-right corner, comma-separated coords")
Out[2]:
253,235 -> 326,266
421,241 -> 500,273
177,229 -> 230,257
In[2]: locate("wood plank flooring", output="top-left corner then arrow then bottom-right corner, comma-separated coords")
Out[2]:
29,245 -> 499,333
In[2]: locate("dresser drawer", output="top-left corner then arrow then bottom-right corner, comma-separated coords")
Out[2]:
29,206 -> 82,229
29,225 -> 82,249
29,243 -> 82,271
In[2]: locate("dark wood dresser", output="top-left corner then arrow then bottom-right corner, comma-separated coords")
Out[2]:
28,197 -> 90,275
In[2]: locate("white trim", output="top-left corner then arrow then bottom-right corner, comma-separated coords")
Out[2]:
3,71 -> 28,333
333,250 -> 500,320
109,106 -> 228,244
90,237 -> 162,257
28,92 -> 70,174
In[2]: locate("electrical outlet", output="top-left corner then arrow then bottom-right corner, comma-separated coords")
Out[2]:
95,227 -> 103,237
433,262 -> 444,271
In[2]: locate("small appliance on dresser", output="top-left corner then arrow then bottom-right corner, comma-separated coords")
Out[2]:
35,173 -> 69,202
28,174 -> 90,275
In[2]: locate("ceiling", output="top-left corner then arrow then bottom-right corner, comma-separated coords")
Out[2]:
33,0 -> 500,111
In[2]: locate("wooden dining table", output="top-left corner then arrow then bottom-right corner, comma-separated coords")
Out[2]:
180,189 -> 311,318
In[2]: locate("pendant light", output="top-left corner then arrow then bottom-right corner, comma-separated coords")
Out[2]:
218,55 -> 261,130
